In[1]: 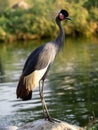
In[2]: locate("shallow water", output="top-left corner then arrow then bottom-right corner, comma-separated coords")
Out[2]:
0,37 -> 98,127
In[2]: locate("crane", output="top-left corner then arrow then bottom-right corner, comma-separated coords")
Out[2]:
16,9 -> 71,122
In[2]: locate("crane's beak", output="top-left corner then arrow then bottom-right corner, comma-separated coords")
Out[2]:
65,17 -> 71,20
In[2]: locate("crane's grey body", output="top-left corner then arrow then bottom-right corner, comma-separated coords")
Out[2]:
23,42 -> 58,92
16,9 -> 70,121
23,41 -> 58,76
23,17 -> 64,76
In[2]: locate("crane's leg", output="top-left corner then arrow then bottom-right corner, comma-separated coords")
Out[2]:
39,80 -> 60,123
39,80 -> 46,118
39,80 -> 51,119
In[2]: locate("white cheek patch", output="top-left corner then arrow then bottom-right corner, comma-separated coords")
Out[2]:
59,13 -> 63,16
59,13 -> 64,20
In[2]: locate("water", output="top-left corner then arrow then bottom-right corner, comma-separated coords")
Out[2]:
0,37 -> 98,127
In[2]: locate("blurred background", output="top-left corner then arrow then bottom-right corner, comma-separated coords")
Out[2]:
0,0 -> 98,129
0,0 -> 97,41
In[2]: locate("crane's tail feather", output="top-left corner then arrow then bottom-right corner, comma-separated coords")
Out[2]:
16,75 -> 32,100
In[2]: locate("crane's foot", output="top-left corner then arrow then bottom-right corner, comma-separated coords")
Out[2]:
45,116 -> 61,123
48,118 -> 61,123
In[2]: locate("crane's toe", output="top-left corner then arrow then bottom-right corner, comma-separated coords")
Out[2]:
45,116 -> 61,123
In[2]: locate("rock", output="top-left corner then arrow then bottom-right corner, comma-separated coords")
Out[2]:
20,119 -> 84,130
0,126 -> 18,130
12,1 -> 30,10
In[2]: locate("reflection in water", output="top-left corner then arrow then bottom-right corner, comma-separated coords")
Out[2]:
0,38 -> 98,127
0,58 -> 5,82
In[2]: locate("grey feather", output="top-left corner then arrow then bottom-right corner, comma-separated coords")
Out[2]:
22,12 -> 66,76
16,9 -> 70,101
23,42 -> 57,76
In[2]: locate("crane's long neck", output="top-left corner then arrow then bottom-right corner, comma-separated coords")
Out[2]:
55,17 -> 65,51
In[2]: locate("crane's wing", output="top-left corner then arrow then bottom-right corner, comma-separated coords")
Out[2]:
23,42 -> 55,76
17,42 -> 56,100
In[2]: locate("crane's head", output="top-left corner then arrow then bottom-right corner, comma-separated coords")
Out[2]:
58,9 -> 71,21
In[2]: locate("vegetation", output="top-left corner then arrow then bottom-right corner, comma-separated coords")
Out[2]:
0,0 -> 98,42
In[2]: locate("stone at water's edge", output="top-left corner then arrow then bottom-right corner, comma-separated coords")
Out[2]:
0,126 -> 18,130
0,119 -> 84,130
20,119 -> 84,130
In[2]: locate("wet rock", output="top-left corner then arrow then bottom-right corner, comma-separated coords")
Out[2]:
0,126 -> 18,130
20,119 -> 84,130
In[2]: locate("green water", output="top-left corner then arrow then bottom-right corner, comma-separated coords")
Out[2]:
0,37 -> 98,127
